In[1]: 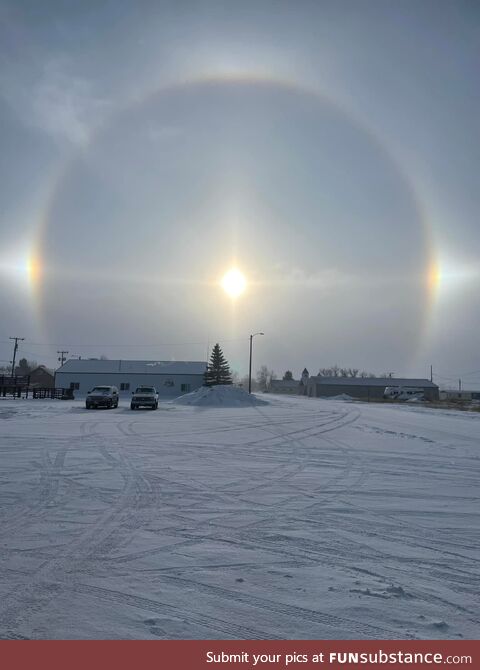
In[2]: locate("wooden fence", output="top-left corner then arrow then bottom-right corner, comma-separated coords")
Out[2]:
31,388 -> 74,400
0,381 -> 73,400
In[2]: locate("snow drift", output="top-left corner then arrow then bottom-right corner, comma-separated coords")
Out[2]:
174,384 -> 269,407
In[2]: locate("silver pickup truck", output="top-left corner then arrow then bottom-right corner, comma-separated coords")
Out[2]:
130,386 -> 159,410
86,385 -> 119,409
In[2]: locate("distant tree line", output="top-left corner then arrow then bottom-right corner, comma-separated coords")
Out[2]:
317,365 -> 394,379
0,358 -> 51,376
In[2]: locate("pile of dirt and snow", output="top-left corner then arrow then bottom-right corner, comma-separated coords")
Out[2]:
174,384 -> 269,407
327,393 -> 355,401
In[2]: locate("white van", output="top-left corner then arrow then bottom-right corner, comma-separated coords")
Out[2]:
384,386 -> 425,401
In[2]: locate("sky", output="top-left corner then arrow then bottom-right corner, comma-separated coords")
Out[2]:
0,1 -> 479,387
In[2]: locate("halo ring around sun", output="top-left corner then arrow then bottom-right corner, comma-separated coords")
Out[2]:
30,73 -> 438,360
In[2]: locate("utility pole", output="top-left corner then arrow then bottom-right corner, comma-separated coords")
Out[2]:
57,350 -> 69,367
459,378 -> 462,392
9,336 -> 24,378
430,365 -> 433,382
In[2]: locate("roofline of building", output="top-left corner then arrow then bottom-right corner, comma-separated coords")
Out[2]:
308,376 -> 438,387
55,371 -> 205,376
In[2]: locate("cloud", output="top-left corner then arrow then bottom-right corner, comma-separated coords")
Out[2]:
268,263 -> 354,289
146,122 -> 184,143
1,56 -> 111,147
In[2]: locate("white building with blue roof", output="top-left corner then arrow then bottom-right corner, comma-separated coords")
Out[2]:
55,359 -> 207,397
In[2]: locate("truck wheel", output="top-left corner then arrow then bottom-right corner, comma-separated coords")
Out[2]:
130,404 -> 135,410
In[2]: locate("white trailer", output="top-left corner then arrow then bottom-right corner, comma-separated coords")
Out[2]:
383,386 -> 425,401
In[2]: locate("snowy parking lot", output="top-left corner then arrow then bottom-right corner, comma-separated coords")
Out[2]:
0,395 -> 478,639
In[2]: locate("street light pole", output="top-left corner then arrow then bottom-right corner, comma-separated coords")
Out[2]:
248,332 -> 264,394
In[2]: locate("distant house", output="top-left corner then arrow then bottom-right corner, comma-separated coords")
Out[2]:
55,359 -> 207,397
267,378 -> 300,394
440,390 -> 480,401
29,366 -> 55,389
305,376 -> 439,401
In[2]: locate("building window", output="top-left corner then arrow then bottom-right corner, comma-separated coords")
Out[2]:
181,383 -> 190,393
164,380 -> 174,387
120,383 -> 130,391
70,382 -> 80,390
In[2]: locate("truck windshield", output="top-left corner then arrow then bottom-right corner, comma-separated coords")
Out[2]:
136,387 -> 154,393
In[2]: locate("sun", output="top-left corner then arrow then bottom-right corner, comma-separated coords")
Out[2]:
221,268 -> 247,298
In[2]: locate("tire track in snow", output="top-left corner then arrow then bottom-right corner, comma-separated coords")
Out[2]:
132,408 -> 364,540
0,417 -> 101,536
234,527 -> 479,621
0,436 -> 156,635
160,574 -> 402,639
73,583 -> 281,639
0,440 -> 73,537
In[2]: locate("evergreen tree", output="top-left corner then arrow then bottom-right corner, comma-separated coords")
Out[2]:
204,343 -> 232,386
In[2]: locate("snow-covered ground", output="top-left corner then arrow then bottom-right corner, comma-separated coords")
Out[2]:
0,394 -> 478,640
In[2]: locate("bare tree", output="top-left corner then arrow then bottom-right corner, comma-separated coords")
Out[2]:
257,365 -> 276,392
320,366 -> 373,378
15,358 -> 38,375
318,365 -> 340,377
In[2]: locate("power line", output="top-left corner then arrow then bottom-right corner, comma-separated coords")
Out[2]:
5,337 -> 250,348
18,348 -> 57,360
